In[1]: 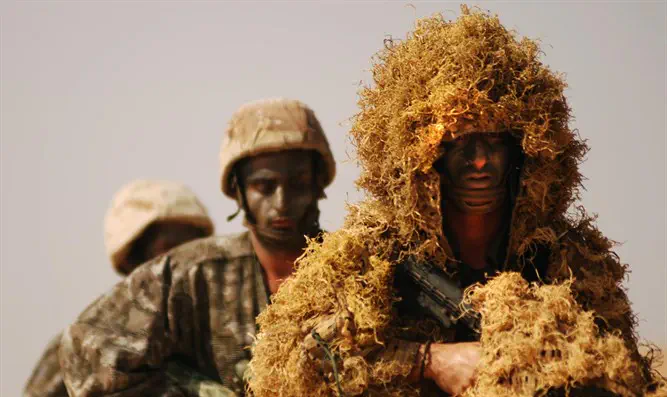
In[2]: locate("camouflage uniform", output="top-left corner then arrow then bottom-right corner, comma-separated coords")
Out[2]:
58,98 -> 336,397
23,180 -> 214,397
60,232 -> 267,396
24,334 -> 70,397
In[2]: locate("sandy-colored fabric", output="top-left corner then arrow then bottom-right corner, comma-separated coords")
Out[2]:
104,180 -> 215,273
247,6 -> 659,397
219,98 -> 336,198
60,232 -> 270,397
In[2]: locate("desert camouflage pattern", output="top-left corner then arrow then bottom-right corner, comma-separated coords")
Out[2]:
219,97 -> 336,198
60,232 -> 269,397
24,340 -> 240,397
23,333 -> 69,397
105,179 -> 215,274
23,180 -> 216,397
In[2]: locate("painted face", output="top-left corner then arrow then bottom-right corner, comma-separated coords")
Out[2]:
142,222 -> 207,260
440,132 -> 514,213
237,150 -> 319,249
123,221 -> 207,273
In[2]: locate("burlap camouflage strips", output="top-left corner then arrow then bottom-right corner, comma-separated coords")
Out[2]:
59,232 -> 269,397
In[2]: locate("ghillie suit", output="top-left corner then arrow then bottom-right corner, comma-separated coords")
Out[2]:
248,7 -> 661,397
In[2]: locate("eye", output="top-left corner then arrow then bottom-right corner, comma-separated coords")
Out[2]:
249,179 -> 276,194
445,136 -> 469,151
485,133 -> 505,145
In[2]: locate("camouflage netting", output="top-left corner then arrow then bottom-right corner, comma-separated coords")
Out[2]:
248,5 -> 661,396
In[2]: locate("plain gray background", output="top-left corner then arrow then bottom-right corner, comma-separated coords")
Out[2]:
1,1 -> 665,395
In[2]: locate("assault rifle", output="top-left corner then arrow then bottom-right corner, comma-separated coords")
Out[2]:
395,258 -> 625,397
395,257 -> 480,333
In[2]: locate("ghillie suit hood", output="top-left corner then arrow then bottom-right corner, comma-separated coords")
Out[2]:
249,6 -> 662,396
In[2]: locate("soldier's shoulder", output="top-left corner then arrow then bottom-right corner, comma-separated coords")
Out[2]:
165,231 -> 253,267
23,331 -> 67,397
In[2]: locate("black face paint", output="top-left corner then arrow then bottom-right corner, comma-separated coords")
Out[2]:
124,221 -> 207,274
439,132 -> 516,214
236,150 -> 321,250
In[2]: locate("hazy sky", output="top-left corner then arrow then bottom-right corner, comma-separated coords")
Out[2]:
1,1 -> 665,395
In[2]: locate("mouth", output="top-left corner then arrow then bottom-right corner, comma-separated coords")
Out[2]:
462,173 -> 493,189
463,199 -> 493,208
270,218 -> 297,231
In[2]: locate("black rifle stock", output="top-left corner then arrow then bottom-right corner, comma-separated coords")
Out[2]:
395,257 -> 481,333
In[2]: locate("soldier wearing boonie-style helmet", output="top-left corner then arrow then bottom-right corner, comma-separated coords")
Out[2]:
23,180 -> 214,397
58,98 -> 336,397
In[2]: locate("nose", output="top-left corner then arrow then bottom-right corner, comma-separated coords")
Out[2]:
272,185 -> 288,214
465,137 -> 489,170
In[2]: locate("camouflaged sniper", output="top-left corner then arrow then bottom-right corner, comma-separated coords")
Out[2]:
247,7 -> 662,397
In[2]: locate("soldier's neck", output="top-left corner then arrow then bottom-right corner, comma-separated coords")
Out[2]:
250,232 -> 303,294
443,203 -> 506,270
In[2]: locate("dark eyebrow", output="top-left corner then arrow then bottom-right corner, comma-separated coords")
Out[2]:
246,169 -> 279,182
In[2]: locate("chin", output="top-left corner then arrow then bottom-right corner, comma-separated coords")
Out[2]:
259,230 -> 306,250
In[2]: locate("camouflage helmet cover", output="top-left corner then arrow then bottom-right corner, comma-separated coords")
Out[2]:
104,180 -> 215,273
219,98 -> 336,198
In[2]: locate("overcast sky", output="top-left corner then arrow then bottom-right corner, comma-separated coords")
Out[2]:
2,1 -> 665,395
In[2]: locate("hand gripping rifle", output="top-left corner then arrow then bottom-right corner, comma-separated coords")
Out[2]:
395,258 -> 628,397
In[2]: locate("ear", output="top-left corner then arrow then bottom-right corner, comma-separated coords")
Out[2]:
229,173 -> 243,206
